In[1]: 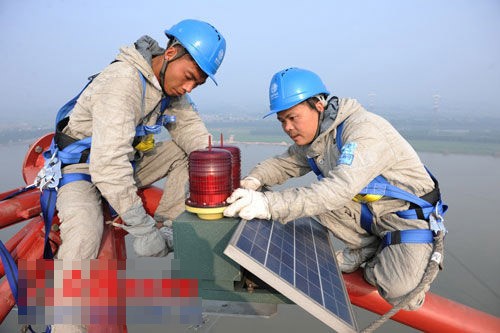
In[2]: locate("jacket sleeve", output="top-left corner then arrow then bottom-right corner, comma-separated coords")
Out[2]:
87,67 -> 145,216
165,95 -> 210,154
246,145 -> 312,187
265,119 -> 396,223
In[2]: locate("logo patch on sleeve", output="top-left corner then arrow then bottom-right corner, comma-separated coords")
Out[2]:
338,142 -> 357,165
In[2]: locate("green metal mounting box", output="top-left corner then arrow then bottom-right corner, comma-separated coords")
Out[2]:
172,211 -> 291,304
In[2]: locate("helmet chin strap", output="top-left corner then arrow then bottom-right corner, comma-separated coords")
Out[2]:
159,59 -> 169,96
313,110 -> 325,141
312,94 -> 327,141
159,43 -> 187,96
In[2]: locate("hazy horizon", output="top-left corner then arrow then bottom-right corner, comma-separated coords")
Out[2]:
1,0 -> 499,123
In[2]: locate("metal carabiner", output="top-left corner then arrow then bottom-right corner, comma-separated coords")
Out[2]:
429,203 -> 447,235
35,148 -> 62,190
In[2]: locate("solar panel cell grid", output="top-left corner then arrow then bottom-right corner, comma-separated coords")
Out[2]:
225,217 -> 358,332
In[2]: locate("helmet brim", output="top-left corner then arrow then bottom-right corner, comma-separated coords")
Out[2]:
262,110 -> 279,119
165,30 -> 219,86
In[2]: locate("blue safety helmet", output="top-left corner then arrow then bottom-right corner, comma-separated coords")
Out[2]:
165,19 -> 226,85
264,67 -> 330,118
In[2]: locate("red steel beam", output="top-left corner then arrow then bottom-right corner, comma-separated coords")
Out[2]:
344,270 -> 500,332
0,185 -> 160,230
0,217 -> 60,323
0,218 -> 40,278
0,189 -> 41,229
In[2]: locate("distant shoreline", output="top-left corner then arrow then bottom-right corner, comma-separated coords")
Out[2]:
2,136 -> 499,158
217,138 -> 500,157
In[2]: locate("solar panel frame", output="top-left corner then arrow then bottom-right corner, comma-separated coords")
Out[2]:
224,216 -> 358,333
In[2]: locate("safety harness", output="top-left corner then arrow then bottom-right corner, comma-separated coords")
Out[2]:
36,69 -> 174,258
306,120 -> 448,247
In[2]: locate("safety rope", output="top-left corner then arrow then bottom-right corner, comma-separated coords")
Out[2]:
360,231 -> 445,333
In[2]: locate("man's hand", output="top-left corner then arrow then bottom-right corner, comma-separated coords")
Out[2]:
240,176 -> 262,191
223,188 -> 271,220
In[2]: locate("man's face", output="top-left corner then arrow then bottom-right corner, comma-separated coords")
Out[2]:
163,49 -> 207,97
277,102 -> 321,146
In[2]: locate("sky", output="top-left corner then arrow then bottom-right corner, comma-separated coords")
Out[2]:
1,0 -> 499,123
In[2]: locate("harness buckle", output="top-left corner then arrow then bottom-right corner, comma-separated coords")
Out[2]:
429,204 -> 447,235
35,149 -> 62,190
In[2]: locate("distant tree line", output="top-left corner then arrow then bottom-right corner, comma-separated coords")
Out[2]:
0,128 -> 51,144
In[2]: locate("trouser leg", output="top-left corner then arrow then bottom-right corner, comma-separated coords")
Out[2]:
52,180 -> 103,333
134,140 -> 189,222
56,180 -> 103,260
336,241 -> 379,273
363,242 -> 434,310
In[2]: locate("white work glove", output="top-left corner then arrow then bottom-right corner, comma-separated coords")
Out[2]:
120,205 -> 169,257
240,176 -> 262,191
223,188 -> 271,220
335,246 -> 377,273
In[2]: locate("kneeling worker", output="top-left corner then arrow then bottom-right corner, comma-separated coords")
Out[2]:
224,67 -> 447,310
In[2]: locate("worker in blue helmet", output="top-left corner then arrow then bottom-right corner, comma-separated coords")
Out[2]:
42,20 -> 226,331
225,67 -> 447,311
47,19 -> 225,331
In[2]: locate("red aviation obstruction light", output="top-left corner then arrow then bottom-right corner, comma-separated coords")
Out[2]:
213,133 -> 241,190
185,135 -> 232,220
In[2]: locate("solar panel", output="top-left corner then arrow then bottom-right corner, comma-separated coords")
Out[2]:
224,216 -> 358,333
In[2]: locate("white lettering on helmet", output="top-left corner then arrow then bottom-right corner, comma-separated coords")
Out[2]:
215,49 -> 224,66
270,82 -> 279,100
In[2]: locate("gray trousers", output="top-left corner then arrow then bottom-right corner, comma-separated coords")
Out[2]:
363,242 -> 434,310
52,141 -> 187,332
56,140 -> 187,260
320,206 -> 437,310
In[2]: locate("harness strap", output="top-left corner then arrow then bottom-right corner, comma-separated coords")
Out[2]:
0,242 -> 52,333
0,185 -> 36,202
0,240 -> 18,302
58,173 -> 92,188
306,156 -> 324,180
55,71 -> 172,164
360,204 -> 374,234
39,173 -> 92,259
56,137 -> 93,165
336,121 -> 344,151
40,188 -> 57,259
54,74 -> 97,128
134,96 -> 172,137
382,230 -> 434,248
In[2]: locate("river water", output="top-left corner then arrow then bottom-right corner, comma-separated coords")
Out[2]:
0,141 -> 499,332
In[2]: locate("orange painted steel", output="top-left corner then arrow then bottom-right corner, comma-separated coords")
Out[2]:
21,132 -> 54,185
0,279 -> 15,324
90,210 -> 128,332
137,186 -> 163,216
0,188 -> 41,229
0,218 -> 39,278
0,216 -> 61,323
344,270 -> 500,332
